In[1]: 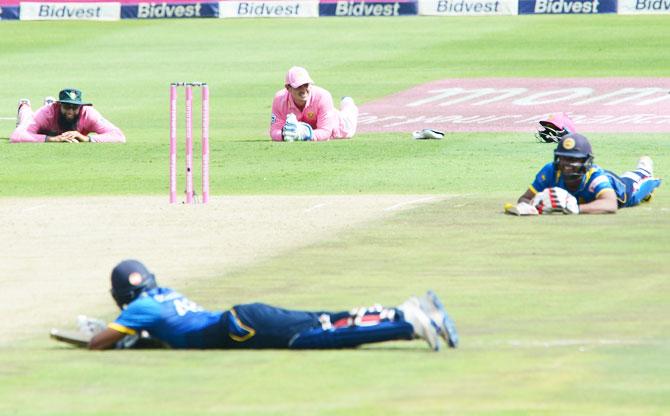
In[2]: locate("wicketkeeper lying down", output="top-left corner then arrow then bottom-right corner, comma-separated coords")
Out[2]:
76,260 -> 458,351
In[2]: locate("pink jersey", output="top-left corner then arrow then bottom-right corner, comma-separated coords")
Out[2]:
270,85 -> 356,142
10,103 -> 126,143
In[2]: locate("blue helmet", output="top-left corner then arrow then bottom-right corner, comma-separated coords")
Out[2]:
553,133 -> 594,180
110,260 -> 157,309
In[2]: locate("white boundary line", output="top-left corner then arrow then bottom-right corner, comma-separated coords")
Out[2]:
21,204 -> 48,213
471,339 -> 666,349
0,117 -> 15,120
303,203 -> 328,213
383,196 -> 439,211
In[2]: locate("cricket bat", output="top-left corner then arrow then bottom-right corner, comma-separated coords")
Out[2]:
50,328 -> 91,348
504,202 -> 538,216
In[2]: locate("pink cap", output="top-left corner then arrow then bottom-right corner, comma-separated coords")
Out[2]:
285,66 -> 314,88
540,112 -> 577,133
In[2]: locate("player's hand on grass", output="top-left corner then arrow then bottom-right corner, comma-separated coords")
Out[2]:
62,131 -> 90,142
77,315 -> 107,337
532,187 -> 579,215
504,201 -> 538,216
296,122 -> 313,141
282,126 -> 298,142
282,114 -> 313,141
46,134 -> 78,143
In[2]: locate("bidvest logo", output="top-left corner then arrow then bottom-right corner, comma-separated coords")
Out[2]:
138,2 -> 202,18
534,0 -> 600,13
635,0 -> 670,10
335,1 -> 401,16
20,2 -> 120,20
236,2 -> 302,16
39,4 -> 104,18
437,0 -> 501,12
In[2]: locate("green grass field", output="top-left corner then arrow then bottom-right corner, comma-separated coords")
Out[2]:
1,16 -> 669,415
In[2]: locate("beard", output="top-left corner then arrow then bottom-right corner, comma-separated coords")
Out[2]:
58,111 -> 80,132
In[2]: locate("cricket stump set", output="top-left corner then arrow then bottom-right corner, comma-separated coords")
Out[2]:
169,82 -> 209,204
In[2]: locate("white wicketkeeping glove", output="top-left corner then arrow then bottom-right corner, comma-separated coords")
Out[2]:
282,114 -> 299,142
532,187 -> 579,215
282,114 -> 313,142
77,315 -> 107,337
295,122 -> 313,141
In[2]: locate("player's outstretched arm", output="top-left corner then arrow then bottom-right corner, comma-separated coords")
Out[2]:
89,327 -> 127,350
517,189 -> 535,204
577,189 -> 618,214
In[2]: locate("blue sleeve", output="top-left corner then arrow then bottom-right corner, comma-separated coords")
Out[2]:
114,297 -> 163,331
587,168 -> 614,198
530,163 -> 555,194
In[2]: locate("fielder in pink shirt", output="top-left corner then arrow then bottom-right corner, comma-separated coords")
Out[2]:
11,88 -> 125,143
270,66 -> 359,142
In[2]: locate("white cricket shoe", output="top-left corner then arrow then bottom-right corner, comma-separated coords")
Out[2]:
44,96 -> 55,106
16,98 -> 30,126
418,290 -> 459,348
636,156 -> 654,177
340,96 -> 355,108
412,129 -> 445,140
398,296 -> 441,351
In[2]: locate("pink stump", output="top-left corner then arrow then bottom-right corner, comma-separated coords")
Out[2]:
185,84 -> 194,204
169,84 -> 177,204
201,84 -> 210,203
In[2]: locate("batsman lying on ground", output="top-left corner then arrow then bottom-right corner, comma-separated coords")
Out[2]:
508,132 -> 662,215
56,260 -> 458,351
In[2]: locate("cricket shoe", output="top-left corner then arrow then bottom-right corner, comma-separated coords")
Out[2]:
636,156 -> 654,178
418,290 -> 459,348
16,98 -> 30,126
398,296 -> 441,351
44,96 -> 55,106
340,96 -> 355,108
642,190 -> 655,203
412,129 -> 444,140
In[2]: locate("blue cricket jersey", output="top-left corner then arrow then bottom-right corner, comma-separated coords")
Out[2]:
530,162 -> 627,205
111,287 -> 224,348
109,288 -> 416,350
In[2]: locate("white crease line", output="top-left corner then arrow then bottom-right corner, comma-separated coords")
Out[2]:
383,196 -> 438,212
22,204 -> 48,213
0,117 -> 16,120
472,339 -> 664,349
303,203 -> 328,213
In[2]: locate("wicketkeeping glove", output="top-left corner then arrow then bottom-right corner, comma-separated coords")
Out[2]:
532,187 -> 579,215
295,122 -> 313,141
282,114 -> 313,142
282,114 -> 299,142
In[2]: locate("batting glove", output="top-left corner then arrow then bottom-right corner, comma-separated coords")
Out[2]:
77,315 -> 107,337
505,201 -> 539,216
532,187 -> 579,215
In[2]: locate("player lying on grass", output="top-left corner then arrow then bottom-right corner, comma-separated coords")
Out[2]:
510,133 -> 662,215
10,88 -> 125,143
77,260 -> 458,351
270,66 -> 358,142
